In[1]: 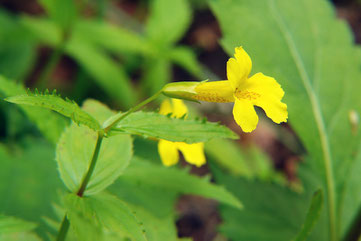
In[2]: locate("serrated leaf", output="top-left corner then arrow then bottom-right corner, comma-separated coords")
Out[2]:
210,0 -> 361,238
0,76 -> 67,143
113,157 -> 242,209
146,0 -> 192,45
56,101 -> 132,196
65,193 -> 148,241
112,111 -> 238,143
5,91 -> 100,131
293,189 -> 323,241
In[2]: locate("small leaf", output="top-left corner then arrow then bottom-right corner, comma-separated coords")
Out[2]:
5,91 -> 100,131
56,101 -> 132,196
65,193 -> 148,241
293,189 -> 324,241
112,111 -> 238,143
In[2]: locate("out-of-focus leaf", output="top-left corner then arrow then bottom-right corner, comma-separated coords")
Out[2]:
168,46 -> 204,79
210,163 -> 327,241
142,58 -> 171,95
146,0 -> 192,45
65,193 -> 147,241
0,215 -> 36,234
75,20 -> 154,56
112,111 -> 238,143
56,101 -> 132,195
205,138 -> 282,180
39,0 -> 78,30
0,139 -> 63,237
6,91 -> 100,131
0,10 -> 36,80
21,17 -> 136,108
210,0 -> 361,238
293,189 -> 323,241
113,157 -> 242,209
0,76 -> 67,143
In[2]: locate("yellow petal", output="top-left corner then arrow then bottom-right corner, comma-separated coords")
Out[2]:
233,98 -> 259,132
177,142 -> 206,167
171,99 -> 188,118
159,99 -> 172,115
246,73 -> 288,124
194,80 -> 234,103
158,140 -> 179,166
227,47 -> 252,90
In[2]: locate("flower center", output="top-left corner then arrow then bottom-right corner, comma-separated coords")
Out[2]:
234,90 -> 260,101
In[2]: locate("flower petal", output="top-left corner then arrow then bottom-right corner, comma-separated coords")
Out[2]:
246,73 -> 288,124
159,99 -> 172,115
194,80 -> 234,103
177,142 -> 206,167
233,98 -> 259,132
158,140 -> 179,166
227,47 -> 252,90
171,99 -> 188,118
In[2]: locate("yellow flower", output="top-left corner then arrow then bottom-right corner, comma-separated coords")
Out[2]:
158,99 -> 206,167
163,47 -> 288,132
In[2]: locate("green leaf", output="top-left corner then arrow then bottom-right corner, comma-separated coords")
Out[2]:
0,215 -> 36,234
112,111 -> 238,143
210,163 -> 327,241
5,90 -> 100,131
293,189 -> 324,241
56,101 -> 132,195
168,46 -> 204,79
75,20 -> 154,56
39,0 -> 78,30
142,58 -> 171,95
0,76 -> 67,143
146,0 -> 192,45
113,157 -> 242,209
21,17 -> 137,108
65,193 -> 148,241
210,0 -> 361,238
0,139 -> 63,237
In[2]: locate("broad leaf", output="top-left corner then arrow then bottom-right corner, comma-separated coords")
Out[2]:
142,58 -> 171,95
0,140 -> 63,237
294,189 -> 324,241
5,90 -> 100,131
112,157 -> 242,209
56,100 -> 132,195
65,193 -> 147,241
211,163 -> 327,241
0,76 -> 67,143
146,0 -> 192,45
112,111 -> 238,143
0,215 -> 40,241
39,0 -> 78,30
210,0 -> 361,238
168,46 -> 204,79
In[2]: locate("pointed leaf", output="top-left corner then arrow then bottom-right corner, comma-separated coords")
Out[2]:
5,91 -> 100,131
112,111 -> 238,143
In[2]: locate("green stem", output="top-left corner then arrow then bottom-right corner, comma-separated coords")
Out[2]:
103,90 -> 162,133
77,131 -> 104,197
37,31 -> 69,89
56,214 -> 70,241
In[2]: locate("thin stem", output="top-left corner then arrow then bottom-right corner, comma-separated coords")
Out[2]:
56,214 -> 70,241
103,90 -> 162,133
37,31 -> 69,89
77,131 -> 104,197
